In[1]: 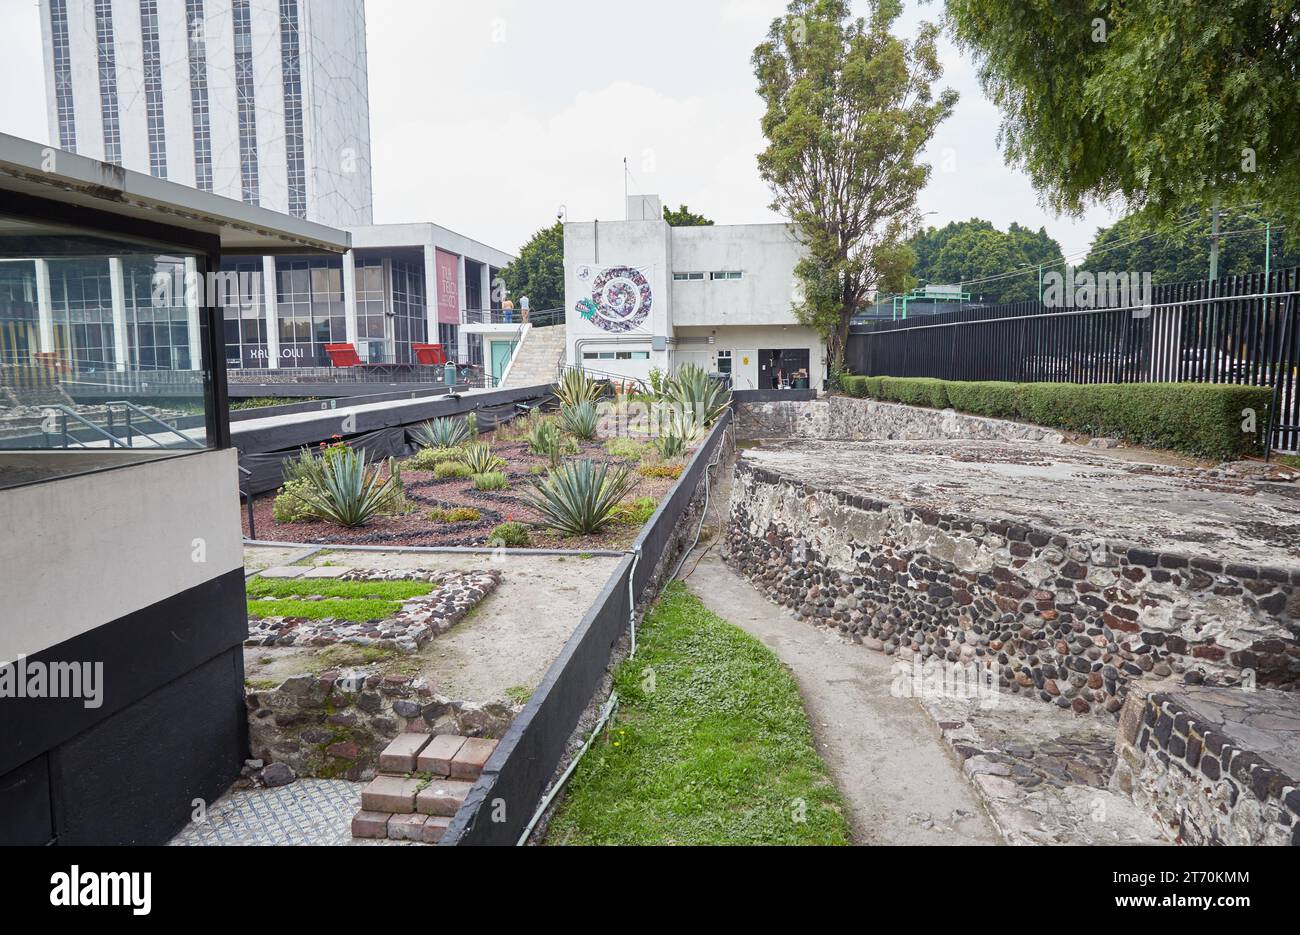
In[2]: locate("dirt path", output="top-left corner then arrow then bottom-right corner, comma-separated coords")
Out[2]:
681,549 -> 1000,846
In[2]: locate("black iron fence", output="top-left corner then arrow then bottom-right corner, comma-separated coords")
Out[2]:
847,267 -> 1300,449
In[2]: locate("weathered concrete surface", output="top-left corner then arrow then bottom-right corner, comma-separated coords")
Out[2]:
683,549 -> 1000,846
736,396 -> 1066,445
740,437 -> 1300,568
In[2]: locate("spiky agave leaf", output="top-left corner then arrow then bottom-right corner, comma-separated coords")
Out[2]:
413,416 -> 470,449
523,459 -> 637,536
288,446 -> 397,527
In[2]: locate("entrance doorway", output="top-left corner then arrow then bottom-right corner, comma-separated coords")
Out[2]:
759,348 -> 811,389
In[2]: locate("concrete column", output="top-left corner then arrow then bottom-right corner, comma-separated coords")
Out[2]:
457,254 -> 469,363
108,257 -> 128,372
263,255 -> 280,369
342,249 -> 358,348
34,258 -> 54,353
184,257 -> 202,370
479,261 -> 490,317
423,243 -> 437,346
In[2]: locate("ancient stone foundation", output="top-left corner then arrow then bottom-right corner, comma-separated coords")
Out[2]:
1113,686 -> 1300,845
725,460 -> 1300,720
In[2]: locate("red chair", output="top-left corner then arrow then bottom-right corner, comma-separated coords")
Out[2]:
324,343 -> 363,367
411,342 -> 447,366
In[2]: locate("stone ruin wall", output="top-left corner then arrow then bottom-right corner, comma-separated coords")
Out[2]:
725,460 -> 1300,720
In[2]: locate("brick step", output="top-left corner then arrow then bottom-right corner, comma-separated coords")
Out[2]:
352,733 -> 498,843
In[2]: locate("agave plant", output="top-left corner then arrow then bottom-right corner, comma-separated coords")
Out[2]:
524,459 -> 638,536
413,416 -> 470,449
461,441 -> 506,474
559,401 -> 599,440
554,368 -> 603,408
287,446 -> 398,528
660,362 -> 730,437
652,431 -> 688,460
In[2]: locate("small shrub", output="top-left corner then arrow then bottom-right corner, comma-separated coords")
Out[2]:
560,401 -> 599,440
434,461 -> 473,479
465,411 -> 478,437
488,521 -> 531,547
273,477 -> 316,522
613,495 -> 657,525
378,457 -> 411,515
528,464 -> 546,475
462,441 -> 506,474
473,471 -> 510,491
414,416 -> 470,449
526,415 -> 562,454
407,446 -> 463,471
604,437 -> 648,460
524,459 -> 638,535
638,462 -> 683,479
430,506 -> 481,523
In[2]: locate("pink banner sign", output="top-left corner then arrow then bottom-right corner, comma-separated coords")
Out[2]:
435,249 -> 460,325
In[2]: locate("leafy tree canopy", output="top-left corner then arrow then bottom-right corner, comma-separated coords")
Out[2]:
753,0 -> 956,367
946,0 -> 1300,239
908,218 -> 1063,303
1079,210 -> 1300,284
662,205 -> 714,226
499,221 -> 563,311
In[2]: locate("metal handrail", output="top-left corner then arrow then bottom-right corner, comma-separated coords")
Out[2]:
105,400 -> 204,448
42,405 -> 127,449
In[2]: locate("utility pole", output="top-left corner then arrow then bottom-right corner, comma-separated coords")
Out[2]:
1208,199 -> 1221,282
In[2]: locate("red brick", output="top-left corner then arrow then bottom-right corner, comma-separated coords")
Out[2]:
361,774 -> 421,813
415,734 -> 466,775
420,816 -> 452,843
350,809 -> 390,839
378,732 -> 433,773
387,812 -> 428,841
416,779 -> 474,817
449,737 -> 498,780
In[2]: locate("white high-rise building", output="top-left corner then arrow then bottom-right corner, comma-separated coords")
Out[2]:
38,0 -> 373,228
29,0 -> 516,374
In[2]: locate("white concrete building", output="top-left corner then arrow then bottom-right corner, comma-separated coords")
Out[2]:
34,0 -> 514,373
563,195 -> 825,390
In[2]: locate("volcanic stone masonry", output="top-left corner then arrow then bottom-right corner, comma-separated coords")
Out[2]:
1112,686 -> 1300,845
725,461 -> 1300,719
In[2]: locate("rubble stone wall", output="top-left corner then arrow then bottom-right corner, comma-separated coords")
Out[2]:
725,461 -> 1300,720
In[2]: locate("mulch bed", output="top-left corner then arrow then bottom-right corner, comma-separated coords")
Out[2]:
240,429 -> 686,551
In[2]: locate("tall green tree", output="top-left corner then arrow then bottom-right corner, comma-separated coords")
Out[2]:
753,0 -> 956,368
909,218 -> 1063,303
662,205 -> 714,226
1080,210 -> 1300,284
499,221 -> 563,311
946,0 -> 1300,237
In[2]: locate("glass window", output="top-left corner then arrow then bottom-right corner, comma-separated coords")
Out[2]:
0,210 -> 218,489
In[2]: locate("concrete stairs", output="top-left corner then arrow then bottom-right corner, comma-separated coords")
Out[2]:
500,324 -> 566,389
351,733 -> 498,843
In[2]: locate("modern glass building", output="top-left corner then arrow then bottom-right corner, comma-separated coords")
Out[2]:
0,132 -> 351,844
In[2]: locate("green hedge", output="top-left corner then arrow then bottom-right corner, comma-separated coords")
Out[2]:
838,375 -> 1269,460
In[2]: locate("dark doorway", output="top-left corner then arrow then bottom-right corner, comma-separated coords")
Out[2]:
759,347 -> 811,389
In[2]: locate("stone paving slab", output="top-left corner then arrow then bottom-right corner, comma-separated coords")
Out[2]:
169,780 -> 406,846
1172,685 -> 1300,777
923,690 -> 1168,846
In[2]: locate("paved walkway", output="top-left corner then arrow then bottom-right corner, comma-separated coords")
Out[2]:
682,549 -> 1000,846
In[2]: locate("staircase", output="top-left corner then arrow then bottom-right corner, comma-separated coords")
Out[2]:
500,324 -> 566,389
351,733 -> 498,843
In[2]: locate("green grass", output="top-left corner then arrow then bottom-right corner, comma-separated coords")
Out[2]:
546,583 -> 849,846
245,577 -> 436,600
247,597 -> 404,621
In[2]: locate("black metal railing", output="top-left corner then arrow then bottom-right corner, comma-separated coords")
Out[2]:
848,268 -> 1300,448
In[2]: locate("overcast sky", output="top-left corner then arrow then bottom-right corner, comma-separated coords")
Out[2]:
0,0 -> 1120,259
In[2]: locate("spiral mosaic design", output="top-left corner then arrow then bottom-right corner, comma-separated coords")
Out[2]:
575,265 -> 652,333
